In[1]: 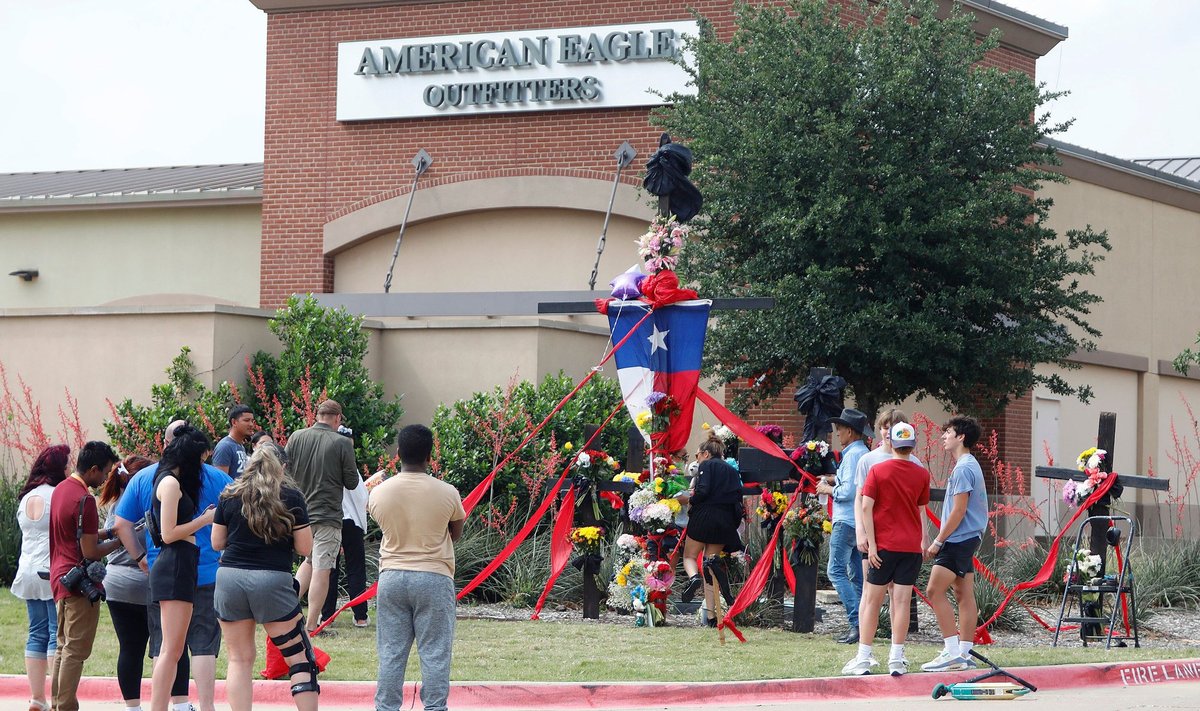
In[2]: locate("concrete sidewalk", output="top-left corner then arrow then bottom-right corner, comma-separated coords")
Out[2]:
5,656 -> 1198,709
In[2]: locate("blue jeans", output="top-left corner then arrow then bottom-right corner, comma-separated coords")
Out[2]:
827,521 -> 863,627
26,598 -> 58,658
375,569 -> 455,711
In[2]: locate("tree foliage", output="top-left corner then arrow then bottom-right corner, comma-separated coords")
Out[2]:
106,295 -> 403,469
655,0 -> 1109,417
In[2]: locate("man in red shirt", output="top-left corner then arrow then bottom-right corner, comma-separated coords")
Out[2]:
49,441 -> 123,711
842,422 -> 930,677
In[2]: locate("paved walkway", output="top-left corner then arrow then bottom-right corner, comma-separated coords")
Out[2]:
7,657 -> 1199,710
57,681 -> 1200,711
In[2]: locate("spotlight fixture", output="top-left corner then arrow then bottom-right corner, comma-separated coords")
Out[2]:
8,269 -> 38,281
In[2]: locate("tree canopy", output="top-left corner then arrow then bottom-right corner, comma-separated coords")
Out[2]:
655,0 -> 1110,418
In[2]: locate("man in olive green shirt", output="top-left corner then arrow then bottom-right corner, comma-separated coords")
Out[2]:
287,399 -> 360,634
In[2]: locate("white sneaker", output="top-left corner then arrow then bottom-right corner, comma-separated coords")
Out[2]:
888,658 -> 909,676
921,650 -> 969,672
841,656 -> 877,676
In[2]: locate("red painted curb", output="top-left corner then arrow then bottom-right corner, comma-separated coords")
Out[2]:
4,658 -> 1198,708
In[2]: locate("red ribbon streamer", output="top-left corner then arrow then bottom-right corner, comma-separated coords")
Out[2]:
457,402 -> 624,600
531,486 -> 576,619
460,308 -> 654,515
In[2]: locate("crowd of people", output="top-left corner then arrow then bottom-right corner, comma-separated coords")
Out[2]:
11,398 -> 986,711
11,400 -> 463,711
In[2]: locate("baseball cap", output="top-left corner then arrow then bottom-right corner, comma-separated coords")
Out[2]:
890,422 -> 917,448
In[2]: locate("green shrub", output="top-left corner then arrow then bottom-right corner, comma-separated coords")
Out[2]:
1132,539 -> 1200,619
0,472 -> 22,585
105,295 -> 402,470
434,372 -> 632,508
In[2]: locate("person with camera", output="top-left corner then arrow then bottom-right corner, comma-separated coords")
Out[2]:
13,444 -> 71,711
48,441 -> 124,711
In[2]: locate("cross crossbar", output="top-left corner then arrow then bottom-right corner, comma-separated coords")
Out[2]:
1034,466 -> 1169,492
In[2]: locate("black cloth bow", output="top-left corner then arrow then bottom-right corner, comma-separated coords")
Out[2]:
793,374 -> 847,442
643,142 -> 702,223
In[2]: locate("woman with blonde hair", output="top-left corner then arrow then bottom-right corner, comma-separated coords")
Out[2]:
212,446 -> 316,711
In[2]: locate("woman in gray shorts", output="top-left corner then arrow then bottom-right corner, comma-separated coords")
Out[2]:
211,447 -> 317,711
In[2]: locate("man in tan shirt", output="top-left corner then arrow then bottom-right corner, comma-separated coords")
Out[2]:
368,424 -> 465,711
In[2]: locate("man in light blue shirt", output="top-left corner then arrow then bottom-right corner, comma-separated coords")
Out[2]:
112,421 -> 232,711
818,407 -> 872,644
921,415 -> 988,672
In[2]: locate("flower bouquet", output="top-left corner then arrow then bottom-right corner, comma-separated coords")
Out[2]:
572,448 -> 620,482
1063,447 -> 1110,508
783,496 -> 832,565
755,489 -> 789,527
636,215 -> 687,273
569,526 -> 605,574
642,560 -> 675,623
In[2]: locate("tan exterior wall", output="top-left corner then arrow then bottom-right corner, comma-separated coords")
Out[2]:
0,306 -> 275,469
333,208 -> 647,294
0,205 -> 261,309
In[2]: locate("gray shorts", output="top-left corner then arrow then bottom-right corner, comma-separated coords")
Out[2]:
148,583 -> 222,657
214,567 -> 301,624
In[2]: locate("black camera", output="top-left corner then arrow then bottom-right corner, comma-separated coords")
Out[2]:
60,560 -> 106,604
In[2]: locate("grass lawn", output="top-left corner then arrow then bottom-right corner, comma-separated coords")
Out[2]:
0,592 -> 1189,682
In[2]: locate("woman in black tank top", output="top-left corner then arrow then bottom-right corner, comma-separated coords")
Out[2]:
149,428 -> 216,711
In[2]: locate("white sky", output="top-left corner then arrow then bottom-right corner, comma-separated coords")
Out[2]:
0,0 -> 1195,173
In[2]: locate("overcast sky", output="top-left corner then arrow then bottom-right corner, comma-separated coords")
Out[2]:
0,0 -> 1196,173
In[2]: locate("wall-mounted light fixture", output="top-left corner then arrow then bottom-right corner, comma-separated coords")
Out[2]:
8,269 -> 38,281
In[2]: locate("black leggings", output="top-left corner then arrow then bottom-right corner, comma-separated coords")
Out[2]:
107,599 -> 189,700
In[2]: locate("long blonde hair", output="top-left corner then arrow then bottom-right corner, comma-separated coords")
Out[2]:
220,446 -> 296,543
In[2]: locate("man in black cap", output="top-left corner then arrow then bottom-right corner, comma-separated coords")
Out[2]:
818,407 -> 872,643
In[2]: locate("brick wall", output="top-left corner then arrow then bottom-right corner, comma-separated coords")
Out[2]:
260,0 -> 1041,453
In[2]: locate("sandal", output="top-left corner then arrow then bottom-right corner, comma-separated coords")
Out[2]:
29,701 -> 50,711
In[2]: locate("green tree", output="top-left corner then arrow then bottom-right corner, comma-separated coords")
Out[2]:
656,0 -> 1109,417
246,294 -> 404,469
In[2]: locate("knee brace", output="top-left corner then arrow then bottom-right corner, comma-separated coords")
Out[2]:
270,617 -> 319,696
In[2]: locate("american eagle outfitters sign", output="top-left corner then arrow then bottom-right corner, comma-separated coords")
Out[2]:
336,21 -> 697,120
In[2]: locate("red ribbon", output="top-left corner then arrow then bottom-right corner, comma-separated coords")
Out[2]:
457,402 -> 624,600
460,309 -> 654,516
531,486 -> 576,619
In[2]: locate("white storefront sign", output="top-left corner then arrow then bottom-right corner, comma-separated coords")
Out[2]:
336,20 -> 698,121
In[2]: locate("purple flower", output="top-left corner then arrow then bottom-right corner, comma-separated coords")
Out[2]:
1063,480 -> 1077,505
647,391 -> 667,405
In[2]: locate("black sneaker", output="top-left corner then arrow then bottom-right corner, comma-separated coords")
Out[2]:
680,574 -> 703,603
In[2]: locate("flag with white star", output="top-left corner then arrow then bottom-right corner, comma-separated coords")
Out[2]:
606,299 -> 711,454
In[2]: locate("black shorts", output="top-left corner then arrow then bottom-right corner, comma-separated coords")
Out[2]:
867,550 -> 922,587
933,537 -> 980,578
150,541 -> 199,603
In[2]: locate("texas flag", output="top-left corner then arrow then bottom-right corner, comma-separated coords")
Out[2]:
607,299 -> 711,455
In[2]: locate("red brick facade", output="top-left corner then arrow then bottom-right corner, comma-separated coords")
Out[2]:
259,0 -> 1041,479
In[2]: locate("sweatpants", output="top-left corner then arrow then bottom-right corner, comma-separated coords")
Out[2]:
374,569 -> 456,711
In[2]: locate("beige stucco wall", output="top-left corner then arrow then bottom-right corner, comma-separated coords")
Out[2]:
1037,178 -> 1200,363
0,306 -> 275,470
333,208 -> 646,293
0,204 -> 261,309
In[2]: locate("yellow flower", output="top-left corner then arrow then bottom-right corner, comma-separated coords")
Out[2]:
616,574 -> 627,586
807,442 -> 817,451
663,498 -> 681,514
636,410 -> 653,428
654,477 -> 664,493
822,520 -> 833,534
564,442 -> 573,451
702,422 -> 711,430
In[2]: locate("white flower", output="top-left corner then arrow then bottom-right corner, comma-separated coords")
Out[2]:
713,424 -> 734,441
616,534 -> 640,551
576,452 -> 591,467
1086,449 -> 1106,470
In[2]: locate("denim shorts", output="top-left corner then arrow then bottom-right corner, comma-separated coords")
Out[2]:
25,598 -> 57,658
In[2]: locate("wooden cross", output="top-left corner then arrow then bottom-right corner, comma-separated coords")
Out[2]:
1034,412 -> 1168,560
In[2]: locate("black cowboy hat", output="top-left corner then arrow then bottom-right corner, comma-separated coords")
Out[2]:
829,408 -> 873,438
